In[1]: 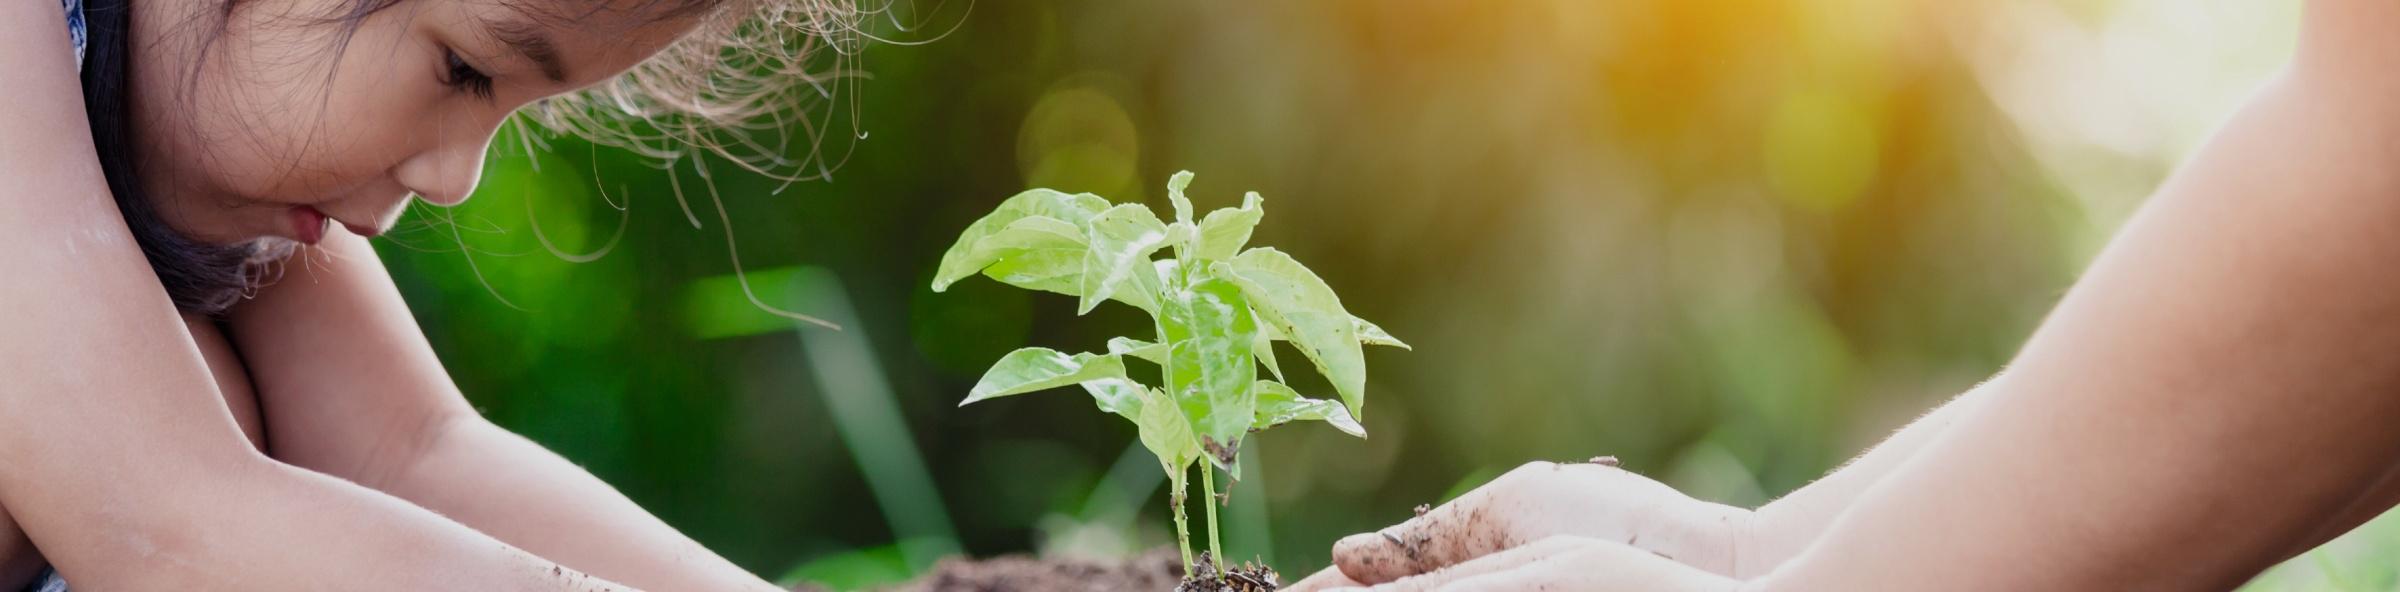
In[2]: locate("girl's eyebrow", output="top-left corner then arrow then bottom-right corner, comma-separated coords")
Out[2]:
481,17 -> 568,84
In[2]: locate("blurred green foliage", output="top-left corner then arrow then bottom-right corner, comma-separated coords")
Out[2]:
369,0 -> 2380,587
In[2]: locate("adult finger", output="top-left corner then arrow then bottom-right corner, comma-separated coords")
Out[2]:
1285,566 -> 1363,591
1330,536 -> 1603,592
1332,460 -> 1622,583
1430,541 -> 1742,592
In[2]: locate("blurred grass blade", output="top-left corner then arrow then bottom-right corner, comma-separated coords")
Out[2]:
790,267 -> 962,572
1226,444 -> 1273,565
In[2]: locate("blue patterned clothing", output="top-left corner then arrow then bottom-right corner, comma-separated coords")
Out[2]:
63,0 -> 86,70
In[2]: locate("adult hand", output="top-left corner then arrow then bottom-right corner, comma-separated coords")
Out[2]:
1285,566 -> 1365,591
1327,535 -> 1744,591
1325,459 -> 1758,585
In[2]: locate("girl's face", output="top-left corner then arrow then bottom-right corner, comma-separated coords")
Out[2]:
128,0 -> 704,245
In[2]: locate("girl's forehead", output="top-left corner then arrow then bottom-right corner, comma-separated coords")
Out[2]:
458,0 -> 708,84
466,0 -> 715,32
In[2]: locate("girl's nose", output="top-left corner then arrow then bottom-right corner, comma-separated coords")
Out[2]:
393,136 -> 492,207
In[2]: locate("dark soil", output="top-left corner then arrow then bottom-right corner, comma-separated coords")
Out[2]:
826,548 -> 1280,592
1175,552 -> 1279,592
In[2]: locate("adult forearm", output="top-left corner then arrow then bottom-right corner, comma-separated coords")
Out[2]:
2279,460 -> 2400,562
377,415 -> 781,592
1739,379 -> 1991,577
1755,59 -> 2400,589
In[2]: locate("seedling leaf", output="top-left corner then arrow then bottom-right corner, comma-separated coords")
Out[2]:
1213,248 -> 1369,420
1078,204 -> 1172,315
960,347 -> 1126,406
979,249 -> 1159,313
1136,386 -> 1199,474
933,189 -> 1109,291
1354,315 -> 1411,350
1107,336 -> 1167,364
1078,377 -> 1148,422
1252,329 -> 1285,381
1159,277 -> 1260,470
1253,381 -> 1365,438
935,216 -> 1085,289
1167,170 -> 1197,225
1194,192 -> 1264,261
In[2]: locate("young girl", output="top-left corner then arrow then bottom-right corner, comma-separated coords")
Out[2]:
0,0 -> 844,588
1298,0 -> 2400,589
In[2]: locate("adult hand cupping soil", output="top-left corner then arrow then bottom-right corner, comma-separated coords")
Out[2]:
1299,458 -> 1761,589
1317,534 -> 1743,591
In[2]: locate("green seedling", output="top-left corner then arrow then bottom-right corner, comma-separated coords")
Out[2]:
932,171 -> 1407,575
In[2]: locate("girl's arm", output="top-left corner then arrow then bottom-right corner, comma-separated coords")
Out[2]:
1751,3 -> 2400,588
0,4 -> 629,589
226,230 -> 783,592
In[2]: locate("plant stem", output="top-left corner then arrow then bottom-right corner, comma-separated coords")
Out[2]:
1171,473 -> 1194,572
1201,463 -> 1224,566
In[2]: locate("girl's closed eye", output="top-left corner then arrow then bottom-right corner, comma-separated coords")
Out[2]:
441,48 -> 495,100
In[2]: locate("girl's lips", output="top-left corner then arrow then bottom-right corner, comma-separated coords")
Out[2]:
289,206 -> 327,245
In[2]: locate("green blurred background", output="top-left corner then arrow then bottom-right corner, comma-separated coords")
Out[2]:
368,0 -> 2400,588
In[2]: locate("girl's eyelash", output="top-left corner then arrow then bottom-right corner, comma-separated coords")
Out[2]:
442,48 -> 496,100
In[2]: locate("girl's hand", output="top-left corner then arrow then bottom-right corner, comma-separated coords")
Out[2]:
1327,535 -> 1745,592
1323,460 -> 1760,585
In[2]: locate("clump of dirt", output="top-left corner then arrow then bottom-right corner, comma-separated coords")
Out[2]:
1175,552 -> 1279,592
853,548 -> 1280,592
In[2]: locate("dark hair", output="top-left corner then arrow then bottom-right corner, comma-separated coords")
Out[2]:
78,0 -> 289,316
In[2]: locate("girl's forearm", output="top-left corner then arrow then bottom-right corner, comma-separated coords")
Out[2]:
378,415 -> 783,592
226,235 -> 776,590
13,450 -> 633,591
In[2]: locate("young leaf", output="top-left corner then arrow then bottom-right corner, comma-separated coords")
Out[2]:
1252,329 -> 1285,381
1354,315 -> 1411,350
1164,222 -> 1197,253
1107,336 -> 1167,364
1157,277 -> 1260,471
1166,170 -> 1197,225
1135,386 -> 1200,475
1252,381 -> 1365,438
1258,316 -> 1407,350
960,348 -> 1126,406
1212,248 -> 1370,420
933,189 -> 1109,290
933,216 -> 1086,292
1078,377 -> 1150,422
979,248 -> 1159,313
1078,204 -> 1172,315
1193,192 -> 1264,261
